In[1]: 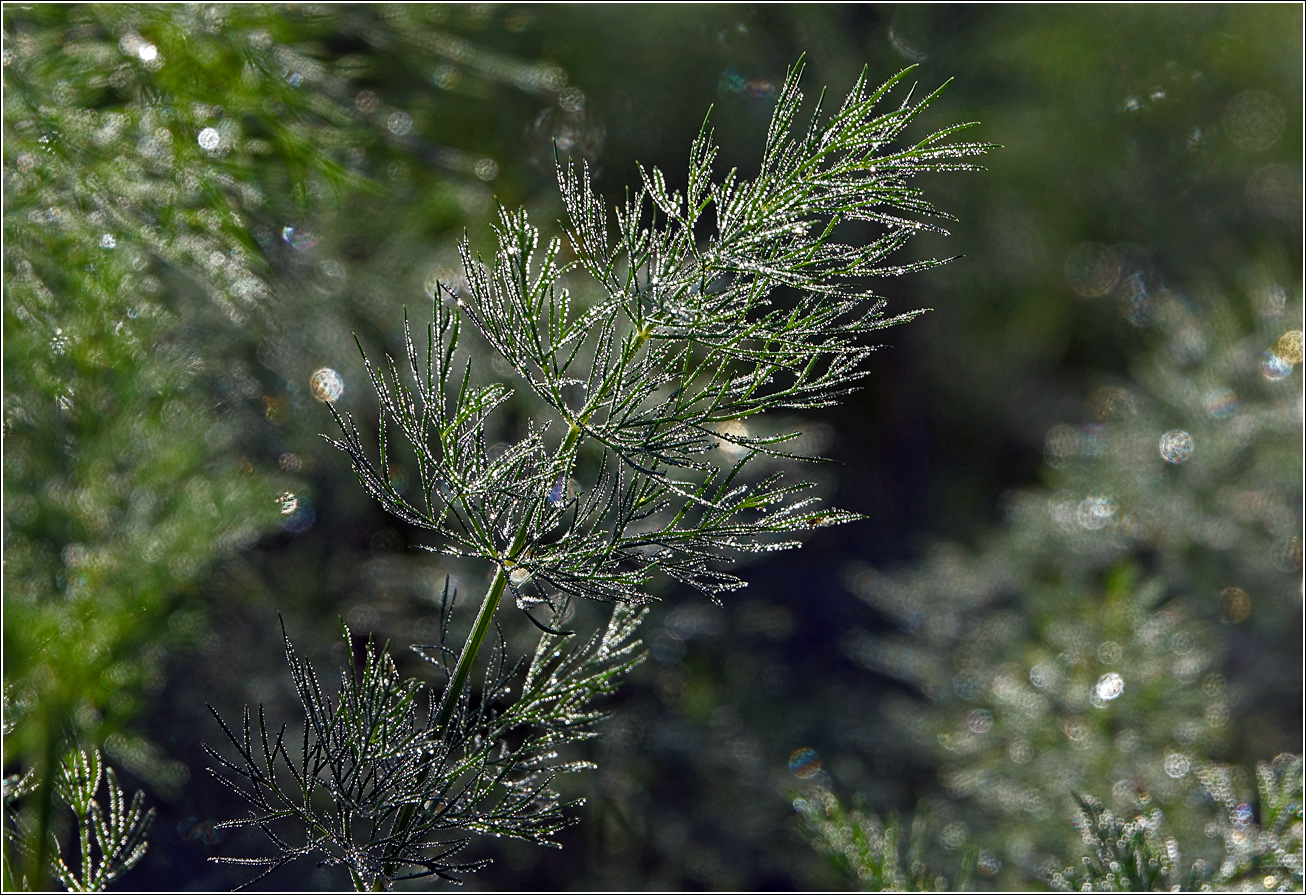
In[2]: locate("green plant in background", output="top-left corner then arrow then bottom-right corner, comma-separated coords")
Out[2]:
797,753 -> 1302,892
207,60 -> 986,887
794,788 -> 976,891
1053,753 -> 1303,892
833,277 -> 1302,883
2,4 -> 566,889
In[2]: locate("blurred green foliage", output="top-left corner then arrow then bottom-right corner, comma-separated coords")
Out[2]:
3,3 -> 1300,891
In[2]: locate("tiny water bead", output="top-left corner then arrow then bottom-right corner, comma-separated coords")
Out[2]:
1163,751 -> 1191,779
197,127 -> 220,151
1158,429 -> 1194,464
788,747 -> 821,779
1261,351 -> 1292,381
309,368 -> 344,402
281,226 -> 321,250
1276,330 -> 1304,364
99,233 -> 116,249
1093,672 -> 1125,704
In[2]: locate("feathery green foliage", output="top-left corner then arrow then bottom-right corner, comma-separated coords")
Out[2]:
4,749 -> 153,892
209,59 -> 985,888
840,280 -> 1302,883
794,788 -> 976,891
207,594 -> 643,888
1054,754 -> 1303,892
796,754 -> 1302,892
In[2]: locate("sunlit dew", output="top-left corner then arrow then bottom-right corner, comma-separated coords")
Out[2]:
1261,351 -> 1292,381
277,491 -> 299,515
473,158 -> 499,181
715,419 -> 750,458
99,233 -> 116,249
788,747 -> 821,779
282,226 -> 321,250
1221,587 -> 1251,623
137,42 -> 158,63
1029,663 -> 1059,690
1078,493 -> 1115,530
966,709 -> 993,734
1203,387 -> 1240,419
386,111 -> 412,136
1275,330 -> 1304,364
1092,672 -> 1125,705
432,65 -> 460,90
309,368 -> 344,402
508,566 -> 532,588
1232,803 -> 1254,826
197,127 -> 220,151
1158,429 -> 1194,464
1062,716 -> 1089,741
281,496 -> 314,533
1163,751 -> 1191,779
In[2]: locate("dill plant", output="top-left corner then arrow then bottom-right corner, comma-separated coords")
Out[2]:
208,59 -> 988,888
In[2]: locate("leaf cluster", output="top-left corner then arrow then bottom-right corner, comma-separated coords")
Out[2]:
207,587 -> 644,889
4,749 -> 153,892
328,59 -> 988,608
1054,754 -> 1303,892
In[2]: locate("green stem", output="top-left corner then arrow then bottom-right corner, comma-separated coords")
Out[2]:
388,416 -> 591,879
432,560 -> 512,733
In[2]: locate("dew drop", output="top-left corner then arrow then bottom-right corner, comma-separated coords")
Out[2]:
966,709 -> 993,734
99,233 -> 116,249
1275,330 -> 1304,364
788,747 -> 820,778
1261,351 -> 1292,380
309,368 -> 344,402
1093,672 -> 1125,704
281,226 -> 321,250
197,127 -> 220,151
1158,430 -> 1194,464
